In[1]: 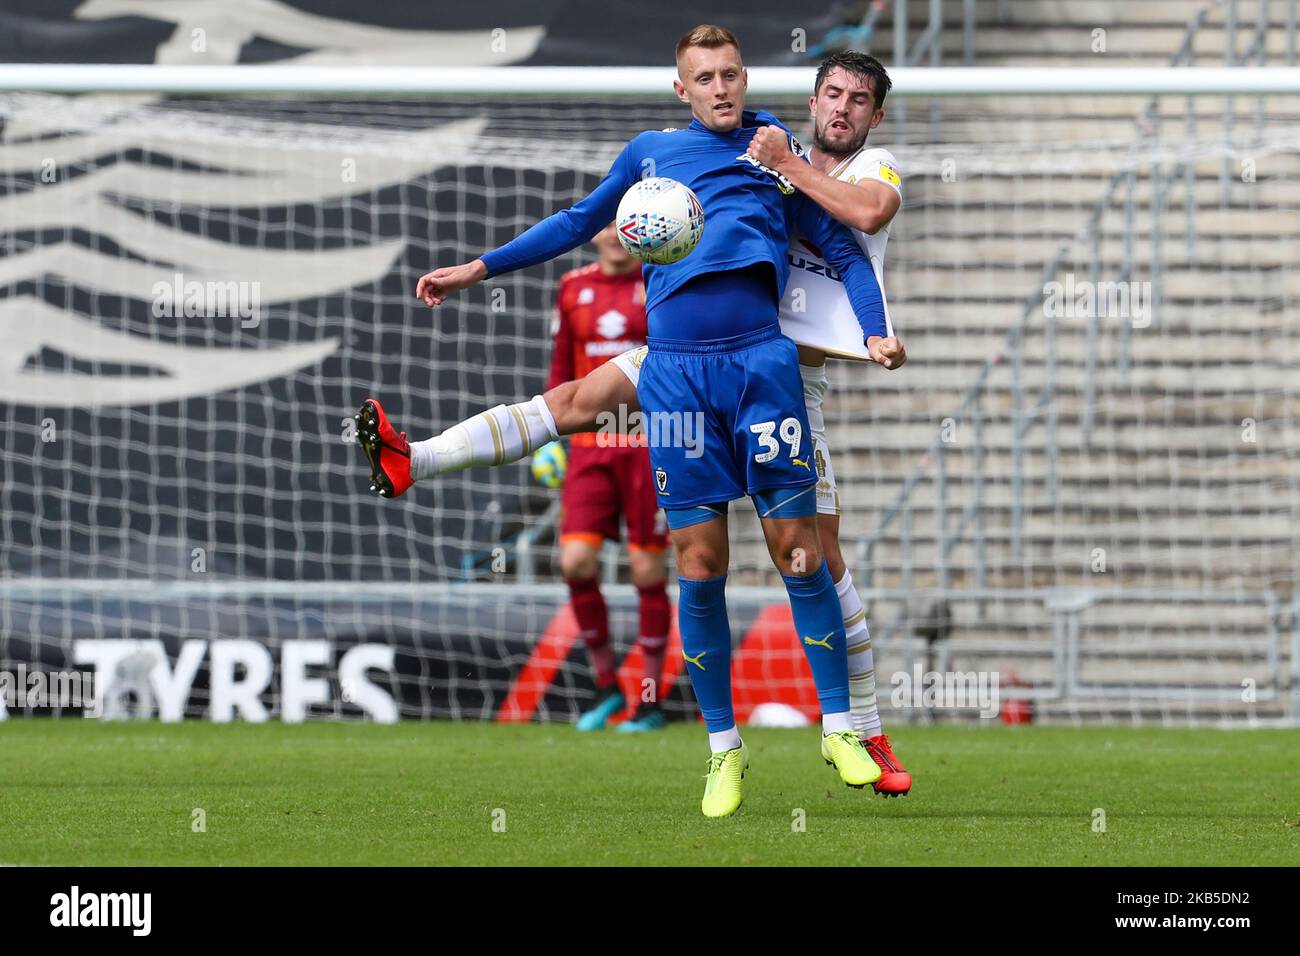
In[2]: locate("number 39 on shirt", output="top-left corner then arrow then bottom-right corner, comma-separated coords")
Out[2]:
749,418 -> 804,463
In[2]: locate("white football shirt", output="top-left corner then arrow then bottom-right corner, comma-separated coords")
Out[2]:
778,146 -> 901,359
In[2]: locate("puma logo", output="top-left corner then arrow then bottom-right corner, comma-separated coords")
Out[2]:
792,456 -> 811,471
682,650 -> 707,671
803,633 -> 833,650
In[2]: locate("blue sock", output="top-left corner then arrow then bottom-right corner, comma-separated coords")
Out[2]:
783,564 -> 850,716
676,575 -> 735,732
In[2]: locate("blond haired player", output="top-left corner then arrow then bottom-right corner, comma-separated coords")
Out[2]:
610,51 -> 910,793
361,50 -> 912,796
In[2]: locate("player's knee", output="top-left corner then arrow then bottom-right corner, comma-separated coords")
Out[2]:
767,528 -> 823,577
560,544 -> 599,581
777,547 -> 823,577
629,550 -> 667,588
675,544 -> 727,580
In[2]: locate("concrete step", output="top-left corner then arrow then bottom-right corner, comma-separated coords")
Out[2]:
938,595 -> 1281,627
826,480 -> 1300,516
891,208 -> 1300,238
894,0 -> 1213,28
817,325 -> 1300,363
886,112 -> 1300,147
821,448 -> 1298,479
900,176 -> 1300,211
838,540 -> 1300,577
818,390 -> 1300,427
837,563 -> 1296,595
885,93 -> 1300,120
817,418 -> 1300,453
886,221 -> 1300,247
833,301 -> 1293,333
888,238 -> 1296,272
809,360 -> 1299,393
943,49 -> 1288,68
724,560 -> 1296,591
834,508 -> 1300,541
884,260 -> 1300,297
937,25 -> 1300,61
836,387 -> 1296,422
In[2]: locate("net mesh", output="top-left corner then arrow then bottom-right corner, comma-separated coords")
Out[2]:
0,88 -> 1296,723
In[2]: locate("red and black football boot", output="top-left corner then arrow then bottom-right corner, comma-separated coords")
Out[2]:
865,733 -> 913,797
355,398 -> 413,499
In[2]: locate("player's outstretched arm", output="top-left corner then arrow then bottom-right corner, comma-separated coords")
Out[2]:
415,141 -> 639,306
413,142 -> 677,310
476,139 -> 641,283
416,259 -> 488,306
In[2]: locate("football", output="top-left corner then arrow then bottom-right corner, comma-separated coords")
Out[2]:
530,440 -> 567,489
614,176 -> 705,265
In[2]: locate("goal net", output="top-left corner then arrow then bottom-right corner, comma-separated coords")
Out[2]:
1,78 -> 1296,725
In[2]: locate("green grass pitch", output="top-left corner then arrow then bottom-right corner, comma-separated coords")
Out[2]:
1,721 -> 1296,866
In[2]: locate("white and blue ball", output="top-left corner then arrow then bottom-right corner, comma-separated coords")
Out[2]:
615,177 -> 705,265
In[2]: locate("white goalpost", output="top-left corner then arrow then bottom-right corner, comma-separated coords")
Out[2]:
0,66 -> 1296,725
3,63 -> 1300,94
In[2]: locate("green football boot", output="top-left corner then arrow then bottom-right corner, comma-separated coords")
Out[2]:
701,744 -> 749,818
820,730 -> 883,789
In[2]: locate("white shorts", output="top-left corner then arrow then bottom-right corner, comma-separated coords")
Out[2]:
611,347 -> 840,516
799,363 -> 840,517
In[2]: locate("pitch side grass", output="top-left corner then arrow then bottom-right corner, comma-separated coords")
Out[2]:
1,721 -> 1295,866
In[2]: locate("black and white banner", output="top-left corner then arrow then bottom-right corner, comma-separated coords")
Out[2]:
0,0 -> 847,66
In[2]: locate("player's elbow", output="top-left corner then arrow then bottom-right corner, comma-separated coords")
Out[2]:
855,203 -> 890,235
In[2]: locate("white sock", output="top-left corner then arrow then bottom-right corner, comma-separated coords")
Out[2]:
822,711 -> 853,735
708,726 -> 742,753
408,395 -> 558,480
837,570 -> 882,739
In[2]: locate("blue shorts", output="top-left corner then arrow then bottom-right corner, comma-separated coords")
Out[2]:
636,322 -> 817,512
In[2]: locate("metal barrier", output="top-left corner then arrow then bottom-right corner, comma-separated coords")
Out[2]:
870,587 -> 1295,721
856,0 -> 1291,589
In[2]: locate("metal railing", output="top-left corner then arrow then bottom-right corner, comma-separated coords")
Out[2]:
497,2 -> 1300,600
921,588 -> 1293,716
851,585 -> 1293,721
856,0 -> 1293,598
515,499 -> 622,585
892,0 -> 1001,67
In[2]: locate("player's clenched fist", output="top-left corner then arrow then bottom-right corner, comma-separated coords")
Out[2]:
745,125 -> 794,170
867,335 -> 906,369
415,259 -> 488,306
